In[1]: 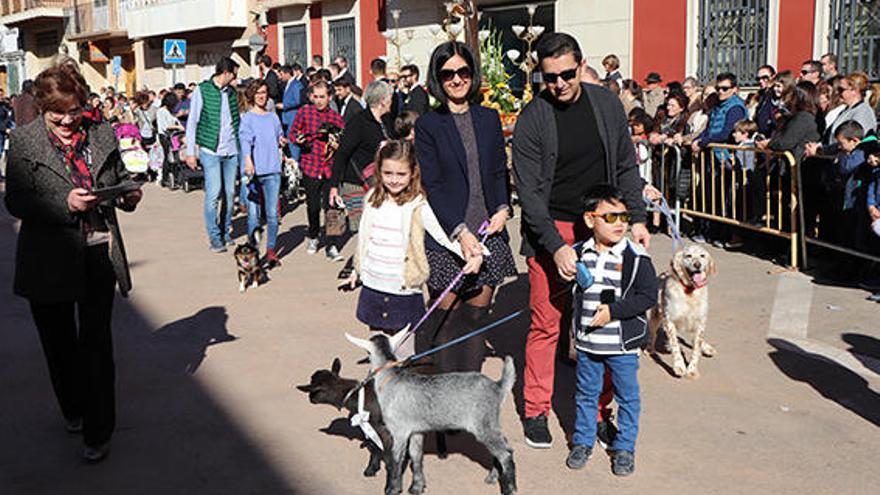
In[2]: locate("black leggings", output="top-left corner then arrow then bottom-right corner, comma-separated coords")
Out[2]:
29,244 -> 117,447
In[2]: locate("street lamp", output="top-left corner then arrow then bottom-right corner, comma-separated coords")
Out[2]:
505,4 -> 544,102
427,1 -> 468,42
383,8 -> 414,73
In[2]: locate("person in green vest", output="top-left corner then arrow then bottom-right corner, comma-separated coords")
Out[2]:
185,56 -> 241,253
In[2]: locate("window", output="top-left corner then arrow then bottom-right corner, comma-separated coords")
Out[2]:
829,0 -> 880,79
479,2 -> 554,94
329,17 -> 357,84
698,0 -> 769,85
283,24 -> 307,67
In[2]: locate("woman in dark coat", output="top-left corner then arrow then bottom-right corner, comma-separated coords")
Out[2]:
4,64 -> 142,463
414,41 -> 516,373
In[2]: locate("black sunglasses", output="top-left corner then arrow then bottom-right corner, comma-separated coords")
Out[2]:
439,67 -> 472,82
716,85 -> 733,91
543,68 -> 578,84
800,69 -> 815,75
756,74 -> 771,81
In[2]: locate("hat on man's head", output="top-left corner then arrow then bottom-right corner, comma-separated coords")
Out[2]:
645,72 -> 662,83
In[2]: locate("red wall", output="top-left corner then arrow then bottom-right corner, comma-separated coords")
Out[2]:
776,0 -> 816,73
359,0 -> 387,84
265,10 -> 279,64
632,0 -> 687,83
310,4 -> 323,61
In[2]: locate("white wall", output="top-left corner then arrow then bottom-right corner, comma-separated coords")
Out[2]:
126,0 -> 248,39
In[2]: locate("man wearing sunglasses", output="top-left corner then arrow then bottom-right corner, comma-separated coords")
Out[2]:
754,64 -> 777,136
512,32 -> 649,450
690,72 -> 747,155
797,60 -> 822,85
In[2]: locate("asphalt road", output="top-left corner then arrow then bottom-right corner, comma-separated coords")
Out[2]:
1,183 -> 877,495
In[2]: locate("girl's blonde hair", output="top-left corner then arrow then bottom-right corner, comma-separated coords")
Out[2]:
369,139 -> 425,208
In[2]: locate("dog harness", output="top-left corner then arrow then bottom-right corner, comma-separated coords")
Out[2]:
351,387 -> 384,450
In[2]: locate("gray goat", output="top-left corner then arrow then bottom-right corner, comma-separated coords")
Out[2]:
346,329 -> 517,495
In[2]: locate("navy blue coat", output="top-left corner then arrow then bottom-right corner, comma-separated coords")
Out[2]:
414,105 -> 510,249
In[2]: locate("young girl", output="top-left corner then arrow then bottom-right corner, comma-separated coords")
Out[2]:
348,140 -> 482,357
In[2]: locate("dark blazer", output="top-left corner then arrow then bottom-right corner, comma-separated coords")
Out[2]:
415,104 -> 510,247
403,85 -> 430,116
331,108 -> 385,187
512,83 -> 645,257
339,95 -> 364,125
264,69 -> 281,103
4,119 -> 135,303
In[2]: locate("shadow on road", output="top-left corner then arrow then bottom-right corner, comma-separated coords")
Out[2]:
0,189 -> 306,494
767,338 -> 880,427
842,333 -> 880,375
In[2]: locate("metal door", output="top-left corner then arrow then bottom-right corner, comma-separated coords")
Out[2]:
329,17 -> 357,84
829,0 -> 880,79
698,0 -> 769,85
283,24 -> 307,66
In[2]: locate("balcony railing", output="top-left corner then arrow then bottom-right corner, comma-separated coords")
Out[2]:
65,0 -> 128,38
1,0 -> 69,18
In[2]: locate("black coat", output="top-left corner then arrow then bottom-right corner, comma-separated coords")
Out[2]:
5,119 -> 135,303
264,69 -> 281,103
331,108 -> 387,187
403,85 -> 430,116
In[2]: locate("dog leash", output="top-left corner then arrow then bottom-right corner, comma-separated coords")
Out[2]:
395,220 -> 491,352
645,194 -> 684,251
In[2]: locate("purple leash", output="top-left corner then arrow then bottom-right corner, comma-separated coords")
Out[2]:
395,220 -> 490,350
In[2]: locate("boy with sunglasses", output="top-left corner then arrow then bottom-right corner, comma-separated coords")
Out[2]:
566,184 -> 657,477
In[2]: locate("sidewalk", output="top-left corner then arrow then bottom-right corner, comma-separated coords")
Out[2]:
0,183 -> 877,494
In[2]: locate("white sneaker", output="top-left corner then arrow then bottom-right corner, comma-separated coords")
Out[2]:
326,246 -> 344,262
306,238 -> 319,255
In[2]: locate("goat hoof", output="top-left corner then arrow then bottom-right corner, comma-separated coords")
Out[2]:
408,482 -> 425,495
701,343 -> 717,357
485,468 -> 499,485
363,465 -> 379,477
685,368 -> 700,380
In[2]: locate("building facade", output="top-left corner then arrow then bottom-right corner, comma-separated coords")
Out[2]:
0,0 -> 877,95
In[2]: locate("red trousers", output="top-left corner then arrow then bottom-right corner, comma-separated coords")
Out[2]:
523,220 -> 613,420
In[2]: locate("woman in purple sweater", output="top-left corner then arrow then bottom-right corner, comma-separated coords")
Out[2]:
240,80 -> 286,265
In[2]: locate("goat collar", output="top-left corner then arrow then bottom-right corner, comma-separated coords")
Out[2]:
351,387 -> 384,450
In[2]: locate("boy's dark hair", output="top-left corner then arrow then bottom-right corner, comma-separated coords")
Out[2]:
214,56 -> 239,76
835,120 -> 865,140
536,32 -> 583,64
583,184 -> 625,213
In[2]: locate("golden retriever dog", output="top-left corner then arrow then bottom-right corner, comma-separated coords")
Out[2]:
648,244 -> 717,379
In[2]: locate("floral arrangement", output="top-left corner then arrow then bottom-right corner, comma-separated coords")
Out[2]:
479,27 -> 520,114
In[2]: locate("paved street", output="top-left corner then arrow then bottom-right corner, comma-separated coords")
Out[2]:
1,183 -> 878,495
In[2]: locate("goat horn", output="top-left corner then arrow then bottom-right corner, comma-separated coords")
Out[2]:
345,332 -> 372,352
389,324 -> 411,352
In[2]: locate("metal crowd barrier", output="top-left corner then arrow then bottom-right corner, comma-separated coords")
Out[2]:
658,143 -> 800,268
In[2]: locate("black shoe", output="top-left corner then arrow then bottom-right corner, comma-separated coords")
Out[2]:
523,415 -> 552,449
596,419 -> 618,450
611,450 -> 635,476
565,444 -> 592,470
83,442 -> 111,463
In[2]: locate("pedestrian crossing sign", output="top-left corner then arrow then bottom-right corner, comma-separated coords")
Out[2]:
164,39 -> 186,65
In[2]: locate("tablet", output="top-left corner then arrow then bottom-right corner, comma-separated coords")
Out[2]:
91,181 -> 142,202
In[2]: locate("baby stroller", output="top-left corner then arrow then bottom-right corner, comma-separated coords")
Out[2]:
115,123 -> 151,181
160,130 -> 203,192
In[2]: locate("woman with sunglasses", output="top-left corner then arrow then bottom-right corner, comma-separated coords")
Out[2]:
4,64 -> 143,463
413,41 -> 517,373
806,71 -> 878,156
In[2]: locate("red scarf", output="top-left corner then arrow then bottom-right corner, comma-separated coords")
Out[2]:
48,130 -> 92,190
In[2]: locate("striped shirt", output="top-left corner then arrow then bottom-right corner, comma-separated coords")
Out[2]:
575,238 -> 638,355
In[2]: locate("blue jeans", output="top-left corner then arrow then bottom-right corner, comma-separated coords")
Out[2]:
247,173 -> 281,250
200,151 -> 238,248
573,351 -> 641,452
